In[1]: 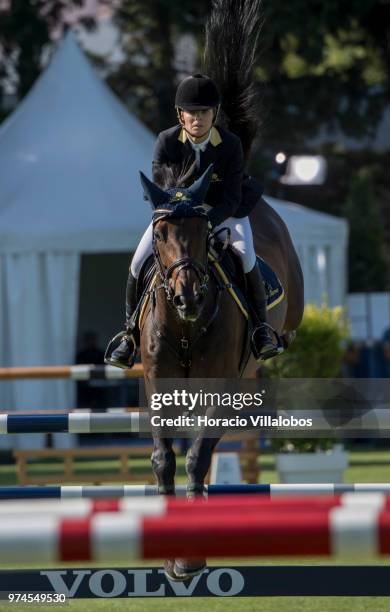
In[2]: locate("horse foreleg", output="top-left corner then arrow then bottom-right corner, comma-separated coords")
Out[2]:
171,436 -> 220,581
185,436 -> 220,497
151,436 -> 176,495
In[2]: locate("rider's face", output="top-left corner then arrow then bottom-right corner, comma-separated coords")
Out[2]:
180,108 -> 214,140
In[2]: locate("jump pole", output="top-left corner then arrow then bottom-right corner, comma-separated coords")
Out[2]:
0,364 -> 143,380
0,493 -> 389,519
2,483 -> 390,499
1,508 -> 390,562
0,412 -> 150,434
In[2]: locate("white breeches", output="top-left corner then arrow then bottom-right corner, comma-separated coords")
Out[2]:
130,215 -> 257,278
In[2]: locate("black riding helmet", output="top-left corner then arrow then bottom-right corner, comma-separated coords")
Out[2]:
175,73 -> 220,110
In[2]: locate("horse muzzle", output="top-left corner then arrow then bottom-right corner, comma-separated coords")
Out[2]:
173,292 -> 204,321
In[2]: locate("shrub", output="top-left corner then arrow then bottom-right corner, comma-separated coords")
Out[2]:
267,303 -> 349,379
266,302 -> 350,452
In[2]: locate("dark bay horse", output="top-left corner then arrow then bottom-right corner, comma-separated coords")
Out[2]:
138,165 -> 304,580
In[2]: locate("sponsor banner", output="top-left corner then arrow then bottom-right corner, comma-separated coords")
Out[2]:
1,566 -> 390,597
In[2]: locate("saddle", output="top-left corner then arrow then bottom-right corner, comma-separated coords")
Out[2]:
208,238 -> 285,322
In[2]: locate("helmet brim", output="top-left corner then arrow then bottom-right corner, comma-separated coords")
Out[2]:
177,105 -> 214,111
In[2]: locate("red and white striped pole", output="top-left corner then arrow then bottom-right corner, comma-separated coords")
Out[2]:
1,508 -> 390,562
0,493 -> 388,518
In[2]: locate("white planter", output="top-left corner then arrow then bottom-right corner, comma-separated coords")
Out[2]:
275,446 -> 349,483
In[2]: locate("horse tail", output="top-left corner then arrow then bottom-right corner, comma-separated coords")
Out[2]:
203,0 -> 263,161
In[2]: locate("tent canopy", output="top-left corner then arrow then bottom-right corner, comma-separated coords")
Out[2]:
265,196 -> 348,307
0,31 -> 155,253
267,196 -> 348,244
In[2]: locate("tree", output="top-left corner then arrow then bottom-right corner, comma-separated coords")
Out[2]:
0,0 -> 96,120
254,0 -> 390,150
248,1 -> 390,290
342,167 -> 388,291
108,0 -> 209,133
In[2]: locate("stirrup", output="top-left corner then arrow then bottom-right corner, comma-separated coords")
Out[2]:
256,344 -> 284,362
104,330 -> 137,369
251,322 -> 284,362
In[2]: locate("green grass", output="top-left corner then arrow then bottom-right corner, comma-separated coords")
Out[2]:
258,450 -> 390,484
2,449 -> 390,486
2,597 -> 390,612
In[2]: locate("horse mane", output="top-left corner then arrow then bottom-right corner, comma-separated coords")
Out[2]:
153,160 -> 198,190
203,0 -> 263,162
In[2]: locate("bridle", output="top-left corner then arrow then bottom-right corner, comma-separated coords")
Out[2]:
152,213 -> 210,303
149,211 -> 230,369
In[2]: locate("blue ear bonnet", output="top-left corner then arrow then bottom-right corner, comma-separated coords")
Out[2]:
139,164 -> 214,222
152,189 -> 208,221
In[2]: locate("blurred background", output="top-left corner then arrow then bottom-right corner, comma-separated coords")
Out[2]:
0,0 -> 389,450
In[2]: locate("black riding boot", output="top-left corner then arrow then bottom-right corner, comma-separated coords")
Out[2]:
246,263 -> 282,361
105,270 -> 138,369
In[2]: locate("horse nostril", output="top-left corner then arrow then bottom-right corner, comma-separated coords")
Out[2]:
173,294 -> 186,308
194,293 -> 204,305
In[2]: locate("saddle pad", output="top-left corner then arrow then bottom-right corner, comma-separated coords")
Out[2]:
211,255 -> 285,320
257,256 -> 285,310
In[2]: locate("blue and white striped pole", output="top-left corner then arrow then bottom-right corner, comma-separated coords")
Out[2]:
0,412 -> 150,434
1,483 -> 390,500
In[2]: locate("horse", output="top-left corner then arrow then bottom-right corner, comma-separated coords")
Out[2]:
137,163 -> 304,580
136,0 -> 304,582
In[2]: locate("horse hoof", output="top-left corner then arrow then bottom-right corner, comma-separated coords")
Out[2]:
164,559 -> 181,581
173,559 -> 207,580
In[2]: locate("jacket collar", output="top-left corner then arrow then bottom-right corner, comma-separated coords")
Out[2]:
178,126 -> 222,147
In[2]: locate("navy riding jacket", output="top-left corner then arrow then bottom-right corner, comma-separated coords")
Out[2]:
152,124 -> 263,227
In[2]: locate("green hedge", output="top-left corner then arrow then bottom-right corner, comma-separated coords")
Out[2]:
266,303 -> 350,452
267,303 -> 350,378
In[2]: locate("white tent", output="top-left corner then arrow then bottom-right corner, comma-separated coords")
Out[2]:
0,31 -> 348,449
0,31 -> 154,448
265,196 -> 348,308
0,33 -> 153,252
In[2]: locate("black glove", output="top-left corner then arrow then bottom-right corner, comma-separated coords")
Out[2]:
207,208 -> 225,229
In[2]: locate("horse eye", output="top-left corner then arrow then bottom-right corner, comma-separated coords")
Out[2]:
154,230 -> 162,241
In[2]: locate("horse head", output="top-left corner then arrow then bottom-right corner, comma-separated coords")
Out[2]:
140,165 -> 214,322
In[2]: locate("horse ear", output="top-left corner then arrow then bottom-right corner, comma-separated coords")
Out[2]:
186,164 -> 214,204
139,171 -> 169,208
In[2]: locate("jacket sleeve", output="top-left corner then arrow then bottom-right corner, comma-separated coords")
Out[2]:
207,138 -> 244,227
152,132 -> 169,182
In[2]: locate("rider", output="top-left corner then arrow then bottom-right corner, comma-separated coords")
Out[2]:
108,73 -> 280,368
